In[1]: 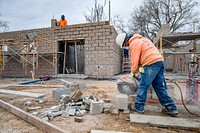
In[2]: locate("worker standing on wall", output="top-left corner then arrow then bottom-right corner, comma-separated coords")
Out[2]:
57,15 -> 67,26
116,33 -> 178,116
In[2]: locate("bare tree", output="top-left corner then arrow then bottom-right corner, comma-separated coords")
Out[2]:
84,0 -> 107,22
0,14 -> 9,32
112,15 -> 128,33
129,0 -> 199,41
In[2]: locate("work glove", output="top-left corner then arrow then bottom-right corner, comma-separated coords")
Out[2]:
139,67 -> 144,73
130,72 -> 139,81
130,72 -> 135,77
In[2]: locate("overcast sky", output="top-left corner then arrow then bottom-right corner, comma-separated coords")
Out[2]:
0,0 -> 142,32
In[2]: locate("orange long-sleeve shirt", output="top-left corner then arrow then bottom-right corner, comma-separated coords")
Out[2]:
129,34 -> 163,74
57,19 -> 67,26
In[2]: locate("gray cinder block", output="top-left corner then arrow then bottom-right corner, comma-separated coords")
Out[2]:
52,88 -> 71,99
115,94 -> 128,110
69,108 -> 76,116
49,106 -> 60,112
62,110 -> 69,118
49,111 -> 62,119
90,100 -> 104,115
78,83 -> 86,89
70,91 -> 83,102
60,95 -> 70,104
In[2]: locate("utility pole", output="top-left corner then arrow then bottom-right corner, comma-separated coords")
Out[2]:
109,0 -> 111,23
192,21 -> 197,50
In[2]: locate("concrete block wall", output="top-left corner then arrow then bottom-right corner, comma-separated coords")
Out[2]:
0,21 -> 121,78
0,27 -> 57,77
54,21 -> 121,79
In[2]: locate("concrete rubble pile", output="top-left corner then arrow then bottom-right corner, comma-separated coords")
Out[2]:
41,91 -> 114,121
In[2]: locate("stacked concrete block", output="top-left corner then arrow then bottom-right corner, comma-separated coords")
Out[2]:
115,94 -> 128,110
0,27 -> 56,77
54,21 -> 121,79
52,88 -> 71,99
0,21 -> 121,78
41,92 -> 112,120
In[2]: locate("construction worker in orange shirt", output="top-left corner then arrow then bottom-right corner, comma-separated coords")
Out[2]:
57,15 -> 67,26
116,33 -> 178,116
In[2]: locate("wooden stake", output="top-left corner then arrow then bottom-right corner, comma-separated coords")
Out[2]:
75,41 -> 78,74
63,41 -> 67,74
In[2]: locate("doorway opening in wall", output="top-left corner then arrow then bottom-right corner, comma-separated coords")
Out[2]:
57,39 -> 85,74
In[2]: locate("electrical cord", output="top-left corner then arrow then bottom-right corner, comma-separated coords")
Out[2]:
166,78 -> 200,117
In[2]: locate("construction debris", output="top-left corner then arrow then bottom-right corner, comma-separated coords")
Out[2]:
52,87 -> 71,99
0,100 -> 70,133
78,82 -> 86,89
60,95 -> 71,104
31,112 -> 39,116
0,89 -> 45,98
59,79 -> 73,85
26,106 -> 41,111
75,117 -> 84,122
40,90 -> 112,120
59,79 -> 86,90
70,91 -> 83,102
90,100 -> 104,115
38,100 -> 44,104
24,101 -> 32,106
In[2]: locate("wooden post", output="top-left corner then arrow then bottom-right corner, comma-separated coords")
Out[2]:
36,39 -> 39,68
26,42 -> 30,74
52,40 -> 55,67
174,48 -> 177,73
63,41 -> 67,74
32,40 -> 35,80
75,41 -> 78,74
0,40 -> 4,70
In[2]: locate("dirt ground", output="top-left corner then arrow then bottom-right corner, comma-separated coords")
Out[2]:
0,78 -> 199,133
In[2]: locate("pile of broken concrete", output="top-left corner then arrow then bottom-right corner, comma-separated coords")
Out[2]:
41,91 -> 114,122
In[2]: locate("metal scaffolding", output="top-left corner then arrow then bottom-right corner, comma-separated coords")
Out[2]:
0,36 -> 59,77
154,32 -> 200,74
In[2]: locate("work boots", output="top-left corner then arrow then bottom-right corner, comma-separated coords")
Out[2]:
162,108 -> 178,117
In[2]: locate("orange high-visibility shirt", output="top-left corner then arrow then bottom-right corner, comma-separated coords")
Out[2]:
57,19 -> 67,26
129,34 -> 163,74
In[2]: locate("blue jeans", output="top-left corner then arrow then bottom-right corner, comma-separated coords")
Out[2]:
123,49 -> 129,58
135,61 -> 177,112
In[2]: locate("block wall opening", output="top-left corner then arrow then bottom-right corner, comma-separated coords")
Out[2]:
57,40 -> 85,74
